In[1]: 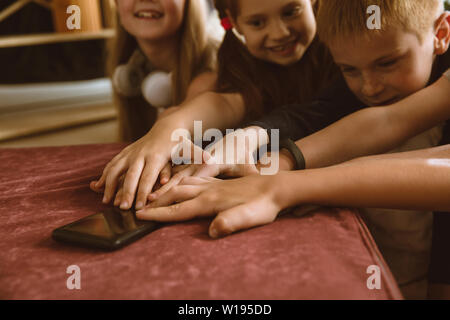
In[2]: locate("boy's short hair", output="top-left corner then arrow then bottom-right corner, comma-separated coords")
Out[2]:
317,0 -> 444,44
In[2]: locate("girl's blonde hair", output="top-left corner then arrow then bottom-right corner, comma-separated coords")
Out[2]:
214,0 -> 338,119
107,0 -> 218,141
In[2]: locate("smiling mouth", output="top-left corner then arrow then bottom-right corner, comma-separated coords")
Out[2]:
134,10 -> 163,19
266,38 -> 300,56
268,40 -> 296,51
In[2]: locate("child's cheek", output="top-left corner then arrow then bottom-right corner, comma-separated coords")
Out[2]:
162,1 -> 185,34
393,68 -> 430,98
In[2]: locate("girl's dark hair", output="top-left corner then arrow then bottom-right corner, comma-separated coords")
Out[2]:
214,0 -> 338,119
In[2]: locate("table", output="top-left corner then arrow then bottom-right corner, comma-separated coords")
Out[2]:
0,143 -> 402,299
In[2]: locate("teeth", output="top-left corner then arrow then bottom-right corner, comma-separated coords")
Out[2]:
135,11 -> 162,19
272,45 -> 288,52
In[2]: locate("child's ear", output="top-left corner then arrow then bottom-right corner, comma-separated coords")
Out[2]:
434,12 -> 450,55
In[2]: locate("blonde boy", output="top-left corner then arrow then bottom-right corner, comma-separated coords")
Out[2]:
264,0 -> 450,299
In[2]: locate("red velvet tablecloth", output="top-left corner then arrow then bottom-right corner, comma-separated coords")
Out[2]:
0,144 -> 402,300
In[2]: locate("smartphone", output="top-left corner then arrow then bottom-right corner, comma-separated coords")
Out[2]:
52,207 -> 160,250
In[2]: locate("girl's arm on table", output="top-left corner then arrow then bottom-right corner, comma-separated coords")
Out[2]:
137,144 -> 450,238
91,89 -> 246,211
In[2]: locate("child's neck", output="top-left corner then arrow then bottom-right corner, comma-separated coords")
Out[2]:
137,36 -> 179,73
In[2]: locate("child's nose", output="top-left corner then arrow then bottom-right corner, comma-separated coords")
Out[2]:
268,20 -> 291,41
361,73 -> 384,98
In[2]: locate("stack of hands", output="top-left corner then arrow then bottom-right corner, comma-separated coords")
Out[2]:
90,126 -> 299,239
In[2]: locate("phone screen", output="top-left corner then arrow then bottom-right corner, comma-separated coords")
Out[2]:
53,207 -> 160,249
64,209 -> 146,238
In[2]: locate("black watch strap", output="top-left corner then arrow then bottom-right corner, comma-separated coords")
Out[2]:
279,138 -> 306,170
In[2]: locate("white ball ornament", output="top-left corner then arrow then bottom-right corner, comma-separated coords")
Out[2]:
141,71 -> 173,109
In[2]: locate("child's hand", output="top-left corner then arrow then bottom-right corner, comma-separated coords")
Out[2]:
137,174 -> 284,239
147,128 -> 266,201
256,150 -> 296,172
90,119 -> 185,211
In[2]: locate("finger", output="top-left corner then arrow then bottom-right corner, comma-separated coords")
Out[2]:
171,164 -> 190,175
135,158 -> 167,210
174,138 -> 210,165
192,163 -> 222,178
208,200 -> 279,239
136,197 -> 213,222
178,176 -> 218,185
93,168 -> 109,190
202,148 -> 215,165
95,151 -> 125,189
159,163 -> 172,185
102,159 -> 128,204
90,181 -> 104,194
147,174 -> 182,201
147,185 -> 203,208
148,165 -> 198,201
114,186 -> 124,207
113,175 -> 126,206
119,160 -> 145,210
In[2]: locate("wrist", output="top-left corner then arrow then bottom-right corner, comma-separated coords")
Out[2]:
271,171 -> 299,210
272,170 -> 317,210
147,114 -> 190,161
278,138 -> 305,170
279,149 -> 296,171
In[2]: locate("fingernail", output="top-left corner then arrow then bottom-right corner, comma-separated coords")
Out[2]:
102,196 -> 107,204
135,202 -> 143,210
148,193 -> 156,201
120,201 -> 129,210
161,178 -> 168,184
210,228 -> 219,239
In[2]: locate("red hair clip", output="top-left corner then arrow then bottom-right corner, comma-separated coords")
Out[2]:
221,17 -> 233,30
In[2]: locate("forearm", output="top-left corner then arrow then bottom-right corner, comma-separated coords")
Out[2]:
296,76 -> 450,169
274,145 -> 450,212
154,91 -> 246,138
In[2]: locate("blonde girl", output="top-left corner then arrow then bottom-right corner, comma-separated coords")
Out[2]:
110,0 -> 218,141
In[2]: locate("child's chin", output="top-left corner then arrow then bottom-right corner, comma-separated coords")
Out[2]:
272,57 -> 302,67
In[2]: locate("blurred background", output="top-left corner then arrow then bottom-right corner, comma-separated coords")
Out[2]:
0,0 -> 117,148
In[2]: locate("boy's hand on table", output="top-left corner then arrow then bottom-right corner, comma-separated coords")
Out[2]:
137,174 -> 284,239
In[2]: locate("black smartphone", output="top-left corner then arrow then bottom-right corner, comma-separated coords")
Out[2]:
52,207 -> 160,250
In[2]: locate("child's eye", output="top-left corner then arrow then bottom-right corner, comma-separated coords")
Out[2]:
341,67 -> 358,75
283,6 -> 302,18
378,59 -> 398,68
247,19 -> 265,28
